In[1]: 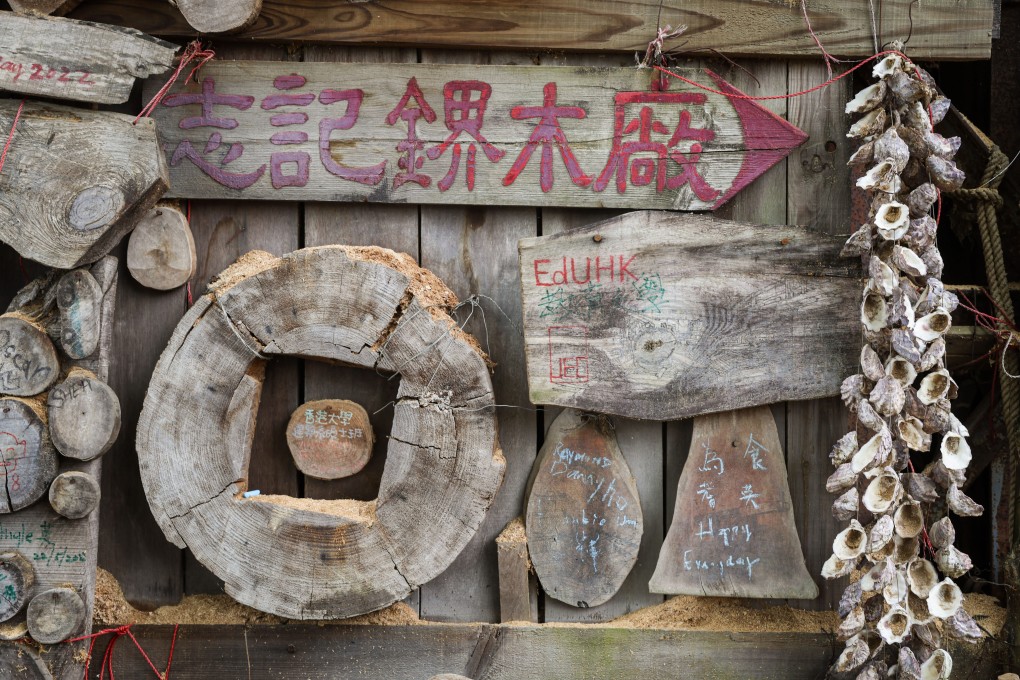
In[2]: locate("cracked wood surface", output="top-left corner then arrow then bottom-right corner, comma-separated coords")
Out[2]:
136,245 -> 504,618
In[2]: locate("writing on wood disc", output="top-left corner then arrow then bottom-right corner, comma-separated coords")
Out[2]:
286,400 -> 375,480
0,398 -> 58,513
0,316 -> 60,397
49,472 -> 101,520
126,205 -> 197,291
47,370 -> 121,461
0,552 -> 35,623
649,406 -> 818,599
56,269 -> 103,360
26,587 -> 85,644
526,409 -> 643,608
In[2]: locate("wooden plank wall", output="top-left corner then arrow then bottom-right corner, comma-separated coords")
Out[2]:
82,45 -> 850,622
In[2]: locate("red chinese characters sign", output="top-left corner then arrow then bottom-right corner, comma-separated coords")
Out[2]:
147,63 -> 808,210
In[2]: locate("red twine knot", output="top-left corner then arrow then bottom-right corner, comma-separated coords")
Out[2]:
135,40 -> 216,124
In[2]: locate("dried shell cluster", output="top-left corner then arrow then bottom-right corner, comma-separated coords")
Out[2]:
826,51 -> 983,678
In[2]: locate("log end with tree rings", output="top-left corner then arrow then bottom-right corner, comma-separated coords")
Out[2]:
26,587 -> 85,644
56,269 -> 103,360
49,471 -> 101,519
47,369 -> 121,461
175,0 -> 263,34
0,552 -> 35,623
0,316 -> 60,398
127,205 -> 197,291
0,398 -> 57,513
137,246 -> 505,619
286,399 -> 375,480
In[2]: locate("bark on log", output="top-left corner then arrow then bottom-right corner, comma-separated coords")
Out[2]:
0,397 -> 57,513
0,101 -> 169,269
175,0 -> 262,34
137,246 -> 504,619
47,370 -> 120,461
26,587 -> 84,644
0,11 -> 176,104
0,316 -> 60,397
285,399 -> 374,480
56,269 -> 102,360
0,552 -> 36,623
48,471 -> 100,519
127,205 -> 197,291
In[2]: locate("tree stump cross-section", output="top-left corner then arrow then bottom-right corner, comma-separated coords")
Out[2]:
137,246 -> 505,619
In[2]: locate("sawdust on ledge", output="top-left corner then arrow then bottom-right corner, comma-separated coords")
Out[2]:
605,596 -> 839,633
247,494 -> 376,525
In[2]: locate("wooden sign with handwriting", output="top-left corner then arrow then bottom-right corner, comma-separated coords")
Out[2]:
144,61 -> 806,210
517,211 -> 861,420
650,406 -> 817,599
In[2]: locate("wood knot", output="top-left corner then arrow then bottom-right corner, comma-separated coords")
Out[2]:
592,234 -> 603,243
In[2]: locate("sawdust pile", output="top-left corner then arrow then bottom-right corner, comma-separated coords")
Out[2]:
609,596 -> 839,633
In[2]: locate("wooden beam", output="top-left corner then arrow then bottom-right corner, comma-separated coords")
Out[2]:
71,0 -> 993,60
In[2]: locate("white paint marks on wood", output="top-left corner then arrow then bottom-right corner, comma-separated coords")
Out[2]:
127,205 -> 198,291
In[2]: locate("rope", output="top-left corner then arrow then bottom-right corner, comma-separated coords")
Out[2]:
0,99 -> 26,178
65,623 -> 180,680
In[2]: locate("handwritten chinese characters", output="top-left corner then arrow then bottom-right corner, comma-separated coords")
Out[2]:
147,62 -> 809,209
650,407 -> 817,599
285,399 -> 375,481
526,410 -> 642,608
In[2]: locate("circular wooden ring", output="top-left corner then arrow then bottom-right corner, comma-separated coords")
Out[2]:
137,246 -> 504,619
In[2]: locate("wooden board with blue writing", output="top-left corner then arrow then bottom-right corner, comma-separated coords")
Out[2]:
143,61 -> 808,210
517,211 -> 862,420
650,406 -> 816,599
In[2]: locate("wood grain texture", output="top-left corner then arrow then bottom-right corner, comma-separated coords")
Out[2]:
56,270 -> 102,360
174,0 -> 262,34
143,61 -> 805,211
8,0 -> 80,16
0,101 -> 168,269
519,211 -> 862,421
46,371 -> 120,462
0,398 -> 57,513
47,472 -> 100,520
0,551 -> 34,623
71,0 -> 993,59
0,316 -> 59,396
0,10 -> 175,104
26,586 -> 84,644
496,517 -> 535,623
127,206 -> 197,291
285,400 -> 374,480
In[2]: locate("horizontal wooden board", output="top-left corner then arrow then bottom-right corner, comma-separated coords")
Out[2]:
518,211 -> 862,420
72,0 -> 993,60
144,61 -> 806,210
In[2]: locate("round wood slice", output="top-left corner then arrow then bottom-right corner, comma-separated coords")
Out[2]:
526,409 -> 643,609
176,0 -> 263,33
137,246 -> 504,619
0,316 -> 60,397
47,370 -> 121,461
0,398 -> 58,513
127,205 -> 197,291
56,269 -> 103,360
286,399 -> 375,480
0,552 -> 35,623
49,472 -> 101,520
26,587 -> 84,644
0,643 -> 52,680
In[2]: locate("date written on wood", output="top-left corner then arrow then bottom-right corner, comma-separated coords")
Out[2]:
146,62 -> 807,210
285,400 -> 374,480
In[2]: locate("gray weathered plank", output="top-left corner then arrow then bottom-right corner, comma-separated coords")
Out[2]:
0,11 -> 176,104
496,517 -> 536,623
518,211 -> 861,421
144,61 -> 806,211
72,0 -> 995,60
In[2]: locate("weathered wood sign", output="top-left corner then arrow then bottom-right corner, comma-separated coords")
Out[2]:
286,399 -> 374,480
0,11 -> 176,105
517,212 -> 861,421
145,62 -> 807,210
0,101 -> 169,269
649,407 -> 817,598
526,409 -> 642,609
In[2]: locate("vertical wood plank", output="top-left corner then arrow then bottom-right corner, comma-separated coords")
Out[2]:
785,60 -> 852,611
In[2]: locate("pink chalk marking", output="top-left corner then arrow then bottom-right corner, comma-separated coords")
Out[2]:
271,112 -> 309,126
274,74 -> 307,90
271,131 -> 309,145
261,93 -> 315,110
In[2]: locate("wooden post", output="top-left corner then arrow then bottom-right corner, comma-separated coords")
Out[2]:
496,517 -> 536,624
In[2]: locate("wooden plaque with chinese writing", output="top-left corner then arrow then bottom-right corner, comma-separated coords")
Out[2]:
286,399 -> 374,480
143,62 -> 807,210
649,406 -> 817,599
526,409 -> 642,608
518,211 -> 861,421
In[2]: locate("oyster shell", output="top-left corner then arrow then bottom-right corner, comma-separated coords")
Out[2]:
862,291 -> 890,331
907,558 -> 939,598
875,201 -> 910,240
891,245 -> 928,278
934,545 -> 972,578
846,81 -> 888,114
915,311 -> 951,342
928,517 -> 955,549
842,223 -> 874,257
947,483 -> 983,517
927,156 -> 965,192
873,127 -> 911,172
823,553 -> 856,579
941,434 -> 972,471
864,470 -> 902,514
870,515 -> 895,553
903,472 -> 938,503
858,160 -> 903,194
870,375 -> 906,417
833,487 -> 861,521
886,356 -> 917,386
850,108 -> 888,139
878,606 -> 911,644
833,519 -> 869,560
917,369 -> 951,404
831,431 -> 859,465
828,463 -> 859,493
906,185 -> 938,218
897,415 -> 930,452
894,500 -> 925,538
926,578 -> 963,619
862,343 -> 887,380
945,608 -> 983,641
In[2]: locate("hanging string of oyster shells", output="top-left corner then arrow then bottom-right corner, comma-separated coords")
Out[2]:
825,50 -> 984,679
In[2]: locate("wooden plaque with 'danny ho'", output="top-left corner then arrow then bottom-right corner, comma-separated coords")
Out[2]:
650,406 -> 817,599
286,399 -> 375,480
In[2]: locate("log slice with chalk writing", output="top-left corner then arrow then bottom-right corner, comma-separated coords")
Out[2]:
47,370 -> 120,462
0,316 -> 60,398
0,398 -> 57,513
127,205 -> 197,291
137,245 -> 504,619
0,552 -> 35,623
526,409 -> 642,608
286,399 -> 374,480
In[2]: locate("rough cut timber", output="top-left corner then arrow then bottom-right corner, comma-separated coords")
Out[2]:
8,0 -> 81,17
136,246 -> 505,619
517,211 -> 862,420
649,406 -> 817,599
526,409 -> 642,608
0,11 -> 176,105
143,61 -> 806,211
0,101 -> 169,269
496,517 -> 535,623
174,0 -> 262,34
71,0 -> 994,60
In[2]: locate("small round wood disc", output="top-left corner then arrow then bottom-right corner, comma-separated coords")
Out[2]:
127,206 -> 197,291
56,269 -> 103,360
0,398 -> 58,513
0,316 -> 59,397
286,400 -> 375,480
49,472 -> 101,519
27,587 -> 85,644
0,552 -> 35,623
47,371 -> 121,461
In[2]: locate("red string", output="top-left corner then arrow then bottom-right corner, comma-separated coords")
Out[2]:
185,200 -> 194,308
66,623 -> 179,680
134,40 -> 216,124
0,99 -> 26,177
